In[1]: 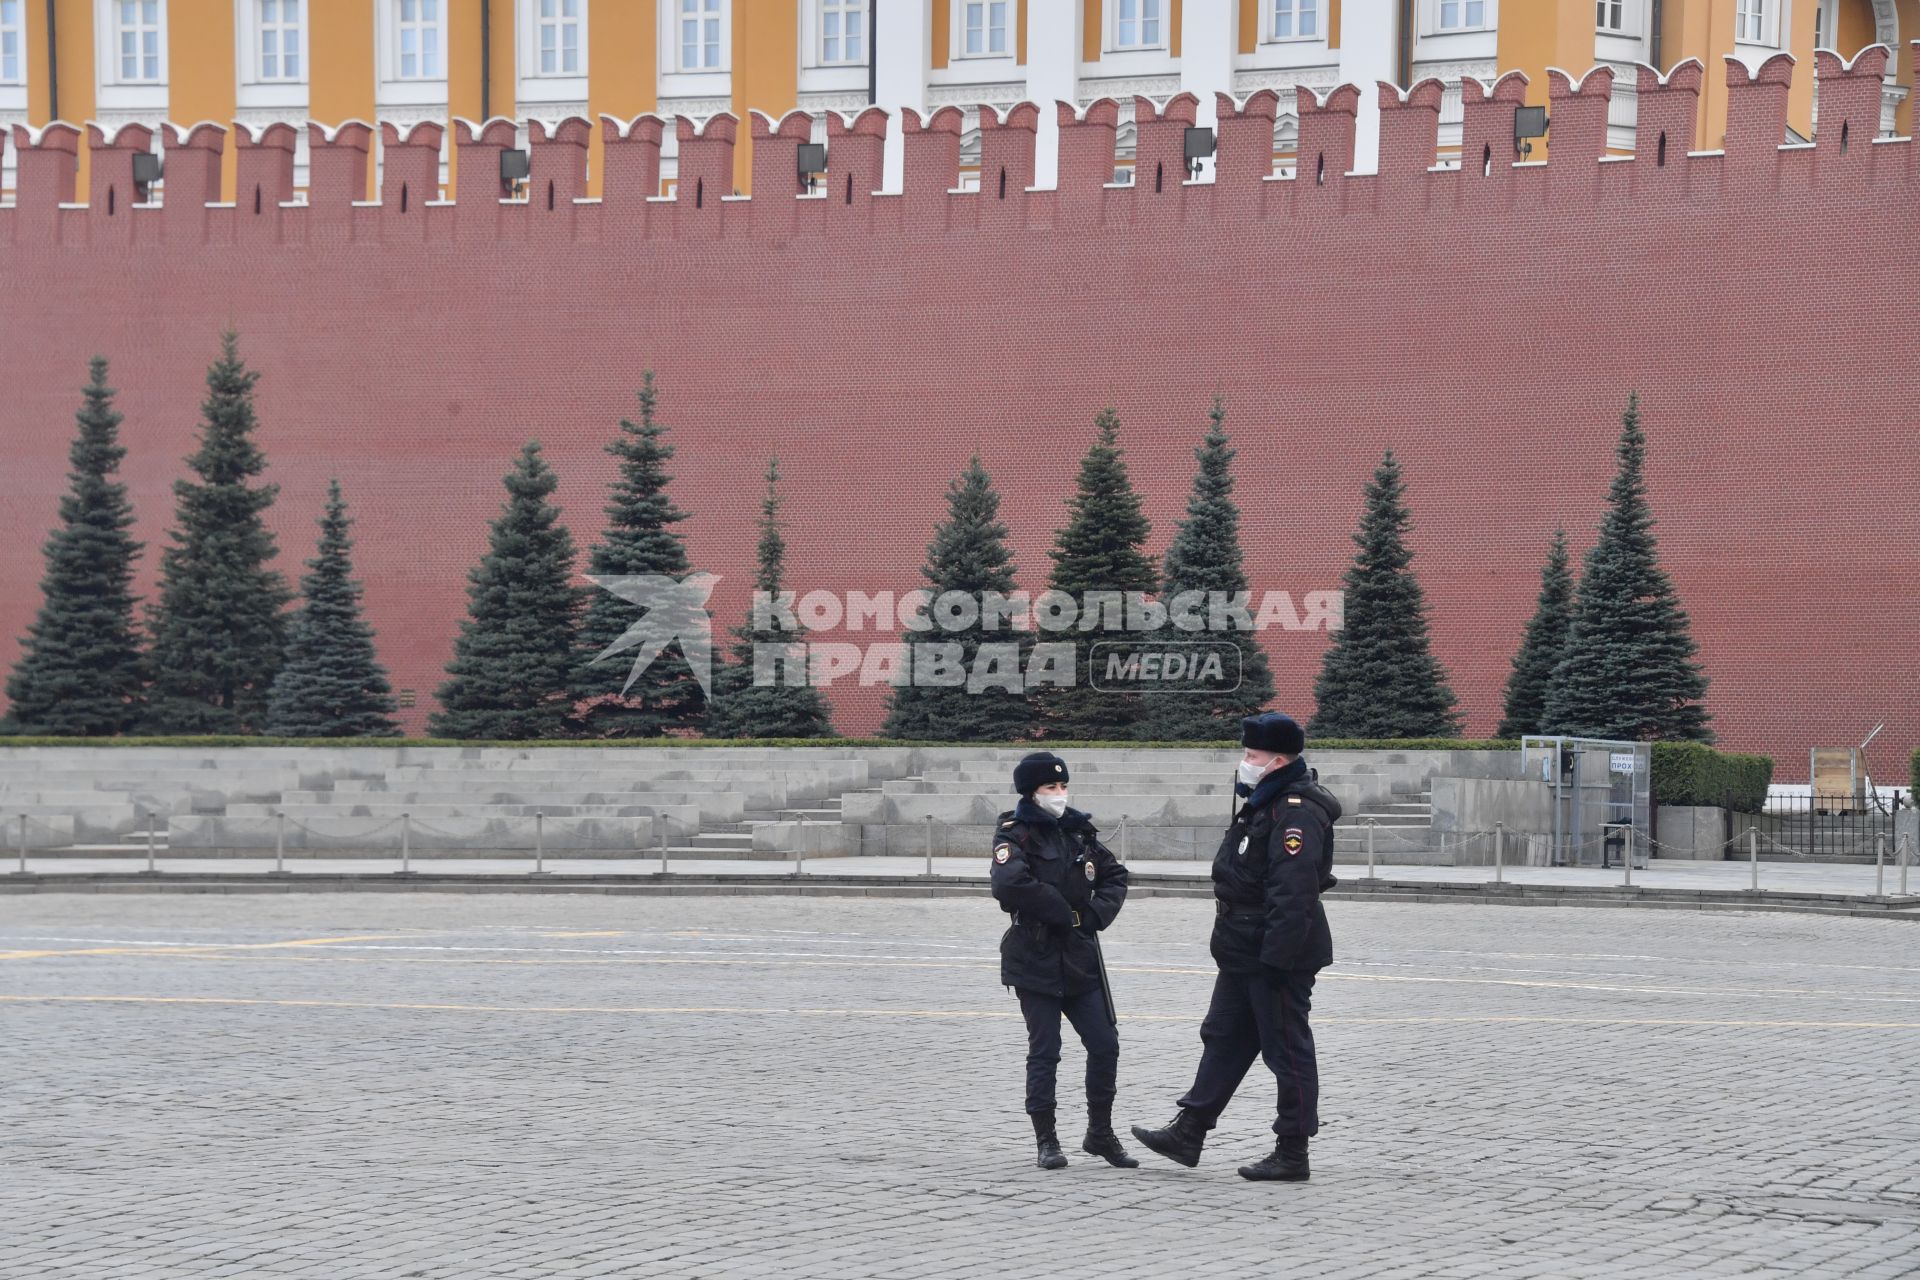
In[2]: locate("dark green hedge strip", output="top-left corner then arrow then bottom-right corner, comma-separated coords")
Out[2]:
0,735 -> 1521,751
1650,742 -> 1773,813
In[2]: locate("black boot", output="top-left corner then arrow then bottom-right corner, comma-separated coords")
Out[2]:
1130,1108 -> 1208,1168
1081,1100 -> 1139,1168
1237,1134 -> 1310,1182
1031,1110 -> 1068,1170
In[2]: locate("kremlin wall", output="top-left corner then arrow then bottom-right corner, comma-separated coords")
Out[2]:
1,49 -> 1915,771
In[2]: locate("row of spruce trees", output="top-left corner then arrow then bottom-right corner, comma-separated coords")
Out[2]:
1,338 -> 1712,743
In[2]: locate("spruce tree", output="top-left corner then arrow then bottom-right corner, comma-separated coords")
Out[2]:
1035,407 -> 1158,741
1496,527 -> 1574,739
1308,450 -> 1461,739
143,331 -> 293,734
1144,396 -> 1277,740
429,441 -> 586,740
2,357 -> 146,735
264,480 -> 401,737
570,373 -> 708,737
1542,394 -> 1712,742
706,458 -> 836,738
882,455 -> 1031,741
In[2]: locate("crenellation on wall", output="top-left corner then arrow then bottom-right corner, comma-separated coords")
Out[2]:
0,53 -> 1917,249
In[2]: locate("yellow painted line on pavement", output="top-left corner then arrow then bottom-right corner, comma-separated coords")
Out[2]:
4,994 -> 1920,1030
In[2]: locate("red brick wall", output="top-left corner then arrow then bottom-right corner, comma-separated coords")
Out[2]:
2,61 -> 1915,778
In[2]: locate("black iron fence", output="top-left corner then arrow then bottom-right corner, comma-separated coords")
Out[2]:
1749,792 -> 1908,861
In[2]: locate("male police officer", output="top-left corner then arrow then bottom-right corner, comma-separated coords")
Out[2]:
990,751 -> 1135,1170
1132,712 -> 1341,1181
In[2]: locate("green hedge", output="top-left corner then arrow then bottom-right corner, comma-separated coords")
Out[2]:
1651,742 -> 1773,813
0,734 -> 1520,751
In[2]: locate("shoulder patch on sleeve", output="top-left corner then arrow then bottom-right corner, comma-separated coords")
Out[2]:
1286,795 -> 1304,806
993,844 -> 1012,864
1282,828 -> 1305,856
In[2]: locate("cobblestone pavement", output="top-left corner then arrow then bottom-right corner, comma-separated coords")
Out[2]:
4,893 -> 1919,1279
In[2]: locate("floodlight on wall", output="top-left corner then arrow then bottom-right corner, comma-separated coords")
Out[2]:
1183,126 -> 1215,178
796,142 -> 827,194
1514,105 -> 1549,159
131,151 -> 163,187
500,147 -> 530,195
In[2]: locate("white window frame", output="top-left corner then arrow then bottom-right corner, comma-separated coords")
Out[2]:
955,0 -> 1010,59
391,0 -> 444,81
818,0 -> 865,66
1110,0 -> 1166,50
1734,0 -> 1775,45
0,0 -> 24,85
1812,0 -> 1834,48
246,0 -> 306,84
527,0 -> 584,77
106,0 -> 166,85
1430,0 -> 1493,33
1596,0 -> 1626,31
676,0 -> 725,72
1267,0 -> 1321,41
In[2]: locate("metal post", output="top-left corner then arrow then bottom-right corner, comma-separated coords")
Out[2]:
1901,833 -> 1911,897
1623,826 -> 1634,887
1366,818 -> 1376,878
795,813 -> 805,878
660,817 -> 670,875
534,810 -> 545,875
1494,822 -> 1504,884
401,812 -> 411,875
924,813 -> 935,878
1119,814 -> 1129,863
274,811 -> 286,875
1875,832 -> 1886,897
16,813 -> 26,874
145,808 -> 156,874
1749,826 -> 1759,892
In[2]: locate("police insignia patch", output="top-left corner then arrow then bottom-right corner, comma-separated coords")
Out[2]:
1084,861 -> 1096,882
1282,828 -> 1305,856
993,845 -> 1011,864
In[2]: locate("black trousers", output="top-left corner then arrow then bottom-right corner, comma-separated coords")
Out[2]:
1176,969 -> 1319,1137
1016,986 -> 1118,1116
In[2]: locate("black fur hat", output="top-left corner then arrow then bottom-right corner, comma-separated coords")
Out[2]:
1241,712 -> 1305,756
1013,751 -> 1070,795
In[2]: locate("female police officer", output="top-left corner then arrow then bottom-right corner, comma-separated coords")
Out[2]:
989,750 -> 1135,1170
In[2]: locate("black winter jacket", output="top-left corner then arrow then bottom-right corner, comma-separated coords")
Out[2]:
1209,757 -> 1342,974
988,799 -> 1130,997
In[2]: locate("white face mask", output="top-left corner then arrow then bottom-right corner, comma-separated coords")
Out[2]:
1236,759 -> 1269,788
1035,792 -> 1069,818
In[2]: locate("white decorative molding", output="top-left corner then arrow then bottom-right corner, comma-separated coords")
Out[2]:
1231,64 -> 1339,95
1078,73 -> 1182,102
796,90 -> 875,114
926,81 -> 1023,109
656,95 -> 732,120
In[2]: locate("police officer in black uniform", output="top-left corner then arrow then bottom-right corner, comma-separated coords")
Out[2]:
1132,712 -> 1341,1181
989,751 -> 1136,1171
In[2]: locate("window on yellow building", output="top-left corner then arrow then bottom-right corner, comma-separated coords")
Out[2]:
116,0 -> 164,81
258,0 -> 302,81
1735,0 -> 1769,43
1596,0 -> 1624,30
1273,0 -> 1319,39
536,0 -> 581,75
0,0 -> 19,83
821,0 -> 866,65
396,0 -> 442,79
679,0 -> 722,71
1436,0 -> 1487,31
1114,0 -> 1163,48
1813,0 -> 1833,48
960,1 -> 1008,56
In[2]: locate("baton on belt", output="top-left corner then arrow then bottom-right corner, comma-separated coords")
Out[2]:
1089,927 -> 1117,1028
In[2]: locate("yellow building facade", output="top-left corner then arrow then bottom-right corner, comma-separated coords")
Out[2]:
2,0 -> 1911,199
